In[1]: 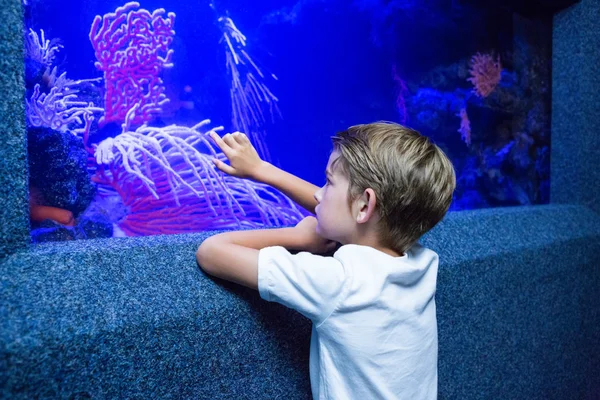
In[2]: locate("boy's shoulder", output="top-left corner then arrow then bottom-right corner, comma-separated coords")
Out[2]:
332,243 -> 438,283
333,242 -> 436,262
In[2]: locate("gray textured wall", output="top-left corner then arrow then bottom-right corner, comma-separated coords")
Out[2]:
0,0 -> 29,259
552,0 -> 600,213
1,205 -> 598,399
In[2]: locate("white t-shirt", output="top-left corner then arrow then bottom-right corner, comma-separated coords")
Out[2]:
258,243 -> 438,400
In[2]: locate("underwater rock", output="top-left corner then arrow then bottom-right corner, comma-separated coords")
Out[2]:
75,196 -> 122,239
451,189 -> 488,211
509,133 -> 534,171
526,102 -> 550,140
27,127 -> 96,217
464,100 -> 512,145
456,156 -> 481,189
83,193 -> 129,225
407,88 -> 466,143
481,85 -> 524,114
416,110 -> 442,131
498,69 -> 518,89
418,62 -> 466,92
535,146 -> 550,179
30,209 -> 113,243
30,220 -> 76,243
76,212 -> 113,239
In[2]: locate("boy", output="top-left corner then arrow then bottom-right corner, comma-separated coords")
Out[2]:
196,122 -> 456,399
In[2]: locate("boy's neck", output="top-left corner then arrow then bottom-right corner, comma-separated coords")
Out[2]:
377,247 -> 404,258
347,211 -> 404,257
347,232 -> 404,258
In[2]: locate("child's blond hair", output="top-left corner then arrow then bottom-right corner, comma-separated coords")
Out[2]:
331,121 -> 456,254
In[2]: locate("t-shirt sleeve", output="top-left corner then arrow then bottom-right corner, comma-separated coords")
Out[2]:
258,246 -> 348,323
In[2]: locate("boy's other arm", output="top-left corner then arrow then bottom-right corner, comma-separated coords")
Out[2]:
210,131 -> 320,214
196,227 -> 303,290
196,218 -> 337,290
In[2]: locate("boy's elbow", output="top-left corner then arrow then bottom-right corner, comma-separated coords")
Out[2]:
196,238 -> 218,275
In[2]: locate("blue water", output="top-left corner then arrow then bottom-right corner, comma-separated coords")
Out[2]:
24,0 -> 552,241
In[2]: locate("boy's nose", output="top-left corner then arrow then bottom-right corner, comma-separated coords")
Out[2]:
314,187 -> 323,203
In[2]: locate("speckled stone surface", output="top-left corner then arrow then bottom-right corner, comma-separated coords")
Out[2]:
0,231 -> 312,399
552,0 -> 600,214
0,0 -> 29,259
1,0 -> 599,398
421,206 -> 600,400
0,205 -> 598,399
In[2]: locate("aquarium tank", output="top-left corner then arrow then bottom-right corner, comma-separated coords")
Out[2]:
22,0 -> 552,242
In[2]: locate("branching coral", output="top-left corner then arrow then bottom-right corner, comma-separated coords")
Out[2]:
219,16 -> 281,162
93,117 -> 305,235
94,115 -> 227,206
25,29 -> 63,67
25,29 -> 103,134
27,79 -> 103,133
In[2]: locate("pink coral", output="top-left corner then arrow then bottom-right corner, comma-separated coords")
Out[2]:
467,52 -> 502,98
89,2 -> 176,126
457,107 -> 471,146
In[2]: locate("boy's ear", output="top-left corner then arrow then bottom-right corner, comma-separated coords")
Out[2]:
356,188 -> 377,224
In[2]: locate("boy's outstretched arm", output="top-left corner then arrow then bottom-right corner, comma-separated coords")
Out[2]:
196,217 -> 336,290
209,131 -> 320,214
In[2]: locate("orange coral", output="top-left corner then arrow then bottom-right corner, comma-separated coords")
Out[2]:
467,52 -> 502,98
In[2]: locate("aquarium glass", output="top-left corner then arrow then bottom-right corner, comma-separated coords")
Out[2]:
23,0 -> 552,242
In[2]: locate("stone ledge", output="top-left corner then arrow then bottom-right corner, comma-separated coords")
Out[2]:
1,204 -> 599,398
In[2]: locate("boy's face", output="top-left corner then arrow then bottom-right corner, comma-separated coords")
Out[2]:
313,150 -> 356,244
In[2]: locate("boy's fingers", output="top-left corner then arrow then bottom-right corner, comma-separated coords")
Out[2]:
230,131 -> 251,147
222,133 -> 239,149
239,132 -> 251,145
232,131 -> 246,146
209,131 -> 233,156
212,158 -> 237,175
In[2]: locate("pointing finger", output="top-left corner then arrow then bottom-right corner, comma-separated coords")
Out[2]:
209,131 -> 233,156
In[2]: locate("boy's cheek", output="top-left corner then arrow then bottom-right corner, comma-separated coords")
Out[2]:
315,222 -> 324,236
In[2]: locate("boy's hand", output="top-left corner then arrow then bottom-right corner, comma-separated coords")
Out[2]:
209,131 -> 265,180
293,216 -> 338,254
